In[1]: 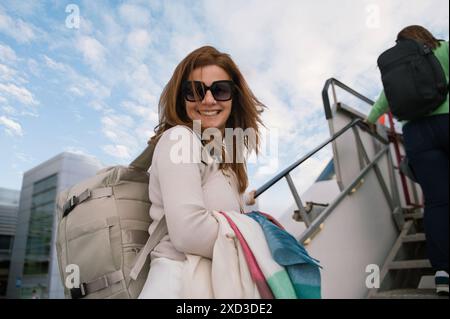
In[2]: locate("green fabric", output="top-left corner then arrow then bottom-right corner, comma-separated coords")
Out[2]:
266,270 -> 297,299
367,40 -> 449,124
293,284 -> 322,299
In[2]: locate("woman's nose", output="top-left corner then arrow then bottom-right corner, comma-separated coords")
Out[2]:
202,90 -> 216,104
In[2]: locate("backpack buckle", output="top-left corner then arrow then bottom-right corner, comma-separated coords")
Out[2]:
70,283 -> 87,299
63,196 -> 79,217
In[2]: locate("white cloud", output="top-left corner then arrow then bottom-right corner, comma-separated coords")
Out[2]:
15,151 -> 33,163
2,104 -> 15,114
119,3 -> 151,27
41,55 -> 111,101
0,62 -> 27,84
0,63 -> 16,80
69,86 -> 84,96
0,83 -> 38,105
27,58 -> 40,76
125,64 -> 160,106
79,16 -> 95,35
101,114 -> 134,129
89,100 -> 109,112
43,55 -> 69,72
64,146 -> 92,157
122,100 -> 159,121
81,78 -> 110,99
0,43 -> 18,64
76,35 -> 106,65
101,113 -> 139,158
0,115 -> 23,136
102,144 -> 131,159
127,28 -> 152,52
0,7 -> 37,43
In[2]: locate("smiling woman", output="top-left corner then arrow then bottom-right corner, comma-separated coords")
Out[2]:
151,45 -> 265,194
139,46 -> 265,298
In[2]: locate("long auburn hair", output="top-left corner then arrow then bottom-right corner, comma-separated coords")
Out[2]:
150,46 -> 265,194
397,25 -> 442,49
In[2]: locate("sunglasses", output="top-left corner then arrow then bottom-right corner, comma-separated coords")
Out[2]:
182,80 -> 235,102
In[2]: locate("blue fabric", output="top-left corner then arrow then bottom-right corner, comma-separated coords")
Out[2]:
247,211 -> 322,299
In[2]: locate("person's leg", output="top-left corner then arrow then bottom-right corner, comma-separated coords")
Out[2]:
434,114 -> 449,156
402,117 -> 449,274
428,114 -> 449,295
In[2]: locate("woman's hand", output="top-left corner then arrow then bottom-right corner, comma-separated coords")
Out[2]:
363,119 -> 377,134
245,190 -> 257,206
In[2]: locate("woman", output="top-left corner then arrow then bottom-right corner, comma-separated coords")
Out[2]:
139,46 -> 264,298
367,25 -> 449,296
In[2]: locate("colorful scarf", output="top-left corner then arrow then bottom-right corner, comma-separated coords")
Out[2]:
247,211 -> 322,299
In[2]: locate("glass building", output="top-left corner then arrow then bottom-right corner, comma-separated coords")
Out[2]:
0,187 -> 20,298
7,152 -> 103,299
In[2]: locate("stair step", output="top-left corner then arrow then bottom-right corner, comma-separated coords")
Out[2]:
403,233 -> 426,243
403,212 -> 424,220
389,259 -> 432,270
418,276 -> 435,289
371,289 -> 447,299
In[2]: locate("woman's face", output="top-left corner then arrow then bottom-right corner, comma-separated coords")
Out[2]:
185,65 -> 233,131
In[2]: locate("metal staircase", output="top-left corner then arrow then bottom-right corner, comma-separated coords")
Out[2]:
368,211 -> 447,299
254,78 -> 448,299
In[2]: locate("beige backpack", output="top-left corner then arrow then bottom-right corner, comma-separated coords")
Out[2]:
55,141 -> 167,299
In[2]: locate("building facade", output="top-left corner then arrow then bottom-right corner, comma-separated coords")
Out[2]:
0,187 -> 20,298
7,152 -> 103,299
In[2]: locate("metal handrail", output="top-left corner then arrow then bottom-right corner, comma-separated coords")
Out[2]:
255,118 -> 364,199
386,112 -> 423,208
322,78 -> 375,120
253,77 -> 399,235
298,145 -> 390,243
255,78 -> 382,199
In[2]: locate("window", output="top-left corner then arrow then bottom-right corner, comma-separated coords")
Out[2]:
24,174 -> 57,276
0,235 -> 12,251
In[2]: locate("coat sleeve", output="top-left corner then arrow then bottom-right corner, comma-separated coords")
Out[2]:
367,90 -> 389,124
153,126 -> 219,258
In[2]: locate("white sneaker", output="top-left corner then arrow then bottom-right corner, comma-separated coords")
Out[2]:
435,270 -> 449,296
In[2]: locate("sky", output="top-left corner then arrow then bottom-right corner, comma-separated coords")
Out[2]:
0,0 -> 448,214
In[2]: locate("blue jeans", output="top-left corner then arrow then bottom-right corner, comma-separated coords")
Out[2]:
402,114 -> 449,272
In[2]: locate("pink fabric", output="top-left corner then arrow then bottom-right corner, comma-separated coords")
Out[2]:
219,212 -> 274,299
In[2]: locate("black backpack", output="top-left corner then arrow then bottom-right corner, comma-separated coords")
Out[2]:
377,38 -> 448,121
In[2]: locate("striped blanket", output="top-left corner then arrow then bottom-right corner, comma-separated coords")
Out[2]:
181,211 -> 321,299
247,211 -> 322,299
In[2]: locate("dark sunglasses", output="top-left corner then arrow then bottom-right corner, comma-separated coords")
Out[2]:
182,80 -> 235,102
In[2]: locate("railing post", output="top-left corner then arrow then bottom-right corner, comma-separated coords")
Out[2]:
387,112 -> 421,207
285,173 -> 310,226
299,146 -> 390,243
352,126 -> 366,171
331,82 -> 338,107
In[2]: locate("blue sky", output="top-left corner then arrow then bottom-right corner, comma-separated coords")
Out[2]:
0,0 -> 449,208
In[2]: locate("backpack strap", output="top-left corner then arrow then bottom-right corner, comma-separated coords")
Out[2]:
70,270 -> 124,299
129,215 -> 168,281
63,187 -> 113,217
